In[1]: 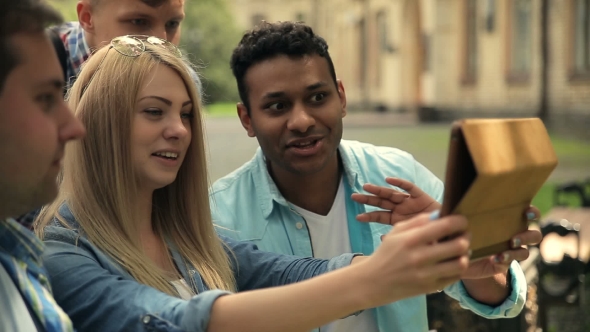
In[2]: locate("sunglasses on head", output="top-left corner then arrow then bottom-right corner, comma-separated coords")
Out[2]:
80,35 -> 182,97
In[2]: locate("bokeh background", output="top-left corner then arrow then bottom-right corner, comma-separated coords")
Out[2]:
48,1 -> 590,331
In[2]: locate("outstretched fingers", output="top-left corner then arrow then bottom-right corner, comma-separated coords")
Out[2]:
385,177 -> 426,198
352,184 -> 409,207
356,210 -> 395,224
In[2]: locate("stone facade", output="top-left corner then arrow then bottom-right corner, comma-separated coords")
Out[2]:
229,0 -> 590,139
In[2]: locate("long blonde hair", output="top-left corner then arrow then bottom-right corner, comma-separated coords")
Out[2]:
35,41 -> 236,294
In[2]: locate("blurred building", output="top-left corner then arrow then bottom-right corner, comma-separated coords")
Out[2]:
229,0 -> 590,138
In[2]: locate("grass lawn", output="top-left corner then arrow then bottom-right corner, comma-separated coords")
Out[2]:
533,137 -> 590,214
532,182 -> 587,215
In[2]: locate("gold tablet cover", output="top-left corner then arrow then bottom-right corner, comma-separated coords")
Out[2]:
440,118 -> 558,260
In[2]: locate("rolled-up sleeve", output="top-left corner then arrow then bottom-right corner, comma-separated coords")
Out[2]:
443,261 -> 527,318
180,290 -> 232,330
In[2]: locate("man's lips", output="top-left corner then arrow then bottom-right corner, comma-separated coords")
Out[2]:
285,137 -> 324,157
286,136 -> 324,148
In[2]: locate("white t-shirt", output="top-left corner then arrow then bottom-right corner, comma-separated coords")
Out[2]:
292,179 -> 378,332
172,278 -> 194,300
0,264 -> 38,332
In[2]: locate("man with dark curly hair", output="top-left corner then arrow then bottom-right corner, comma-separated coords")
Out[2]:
0,0 -> 85,330
210,21 -> 536,332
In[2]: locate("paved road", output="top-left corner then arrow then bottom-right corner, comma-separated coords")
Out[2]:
204,112 -> 428,182
204,112 -> 588,184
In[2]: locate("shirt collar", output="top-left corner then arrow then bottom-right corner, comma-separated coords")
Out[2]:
0,218 -> 44,264
254,140 -> 363,219
56,22 -> 91,83
252,148 -> 289,218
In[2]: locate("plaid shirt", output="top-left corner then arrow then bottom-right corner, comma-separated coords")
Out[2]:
52,21 -> 91,87
0,218 -> 74,332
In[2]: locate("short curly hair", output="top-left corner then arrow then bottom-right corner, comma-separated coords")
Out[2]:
230,21 -> 337,112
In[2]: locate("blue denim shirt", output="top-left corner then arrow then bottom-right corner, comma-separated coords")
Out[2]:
41,205 -> 357,332
210,140 -> 528,332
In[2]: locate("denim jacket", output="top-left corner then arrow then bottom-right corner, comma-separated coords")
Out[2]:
40,204 -> 357,332
210,140 -> 528,332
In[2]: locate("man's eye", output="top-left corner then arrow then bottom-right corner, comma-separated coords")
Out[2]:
37,93 -> 57,111
311,93 -> 326,102
268,103 -> 286,111
130,19 -> 149,27
166,21 -> 181,29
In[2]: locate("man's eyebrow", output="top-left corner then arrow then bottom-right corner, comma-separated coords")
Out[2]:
138,0 -> 186,13
261,82 -> 329,100
36,79 -> 65,90
141,0 -> 168,8
306,82 -> 329,91
262,91 -> 286,99
125,9 -> 185,20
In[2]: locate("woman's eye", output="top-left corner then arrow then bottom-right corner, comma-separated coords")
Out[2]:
181,112 -> 194,119
144,108 -> 162,116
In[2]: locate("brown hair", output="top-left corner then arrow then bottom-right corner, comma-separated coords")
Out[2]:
0,0 -> 62,91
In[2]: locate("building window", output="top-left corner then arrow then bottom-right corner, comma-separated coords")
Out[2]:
463,0 -> 478,84
295,12 -> 306,23
573,0 -> 590,75
251,14 -> 266,27
485,0 -> 497,32
422,34 -> 431,73
508,0 -> 532,80
376,11 -> 391,53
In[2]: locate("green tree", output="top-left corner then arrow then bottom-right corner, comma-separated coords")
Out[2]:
47,0 -> 78,21
47,0 -> 242,104
181,0 -> 241,104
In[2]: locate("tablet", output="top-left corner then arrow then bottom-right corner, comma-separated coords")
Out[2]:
439,118 -> 558,260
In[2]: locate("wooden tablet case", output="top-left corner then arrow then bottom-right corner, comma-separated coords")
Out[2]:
440,118 -> 558,260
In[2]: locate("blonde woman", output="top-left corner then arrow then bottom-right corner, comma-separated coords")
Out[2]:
36,36 -> 475,332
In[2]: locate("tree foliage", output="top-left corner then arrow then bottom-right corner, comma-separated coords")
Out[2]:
47,0 -> 242,104
181,0 -> 242,104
